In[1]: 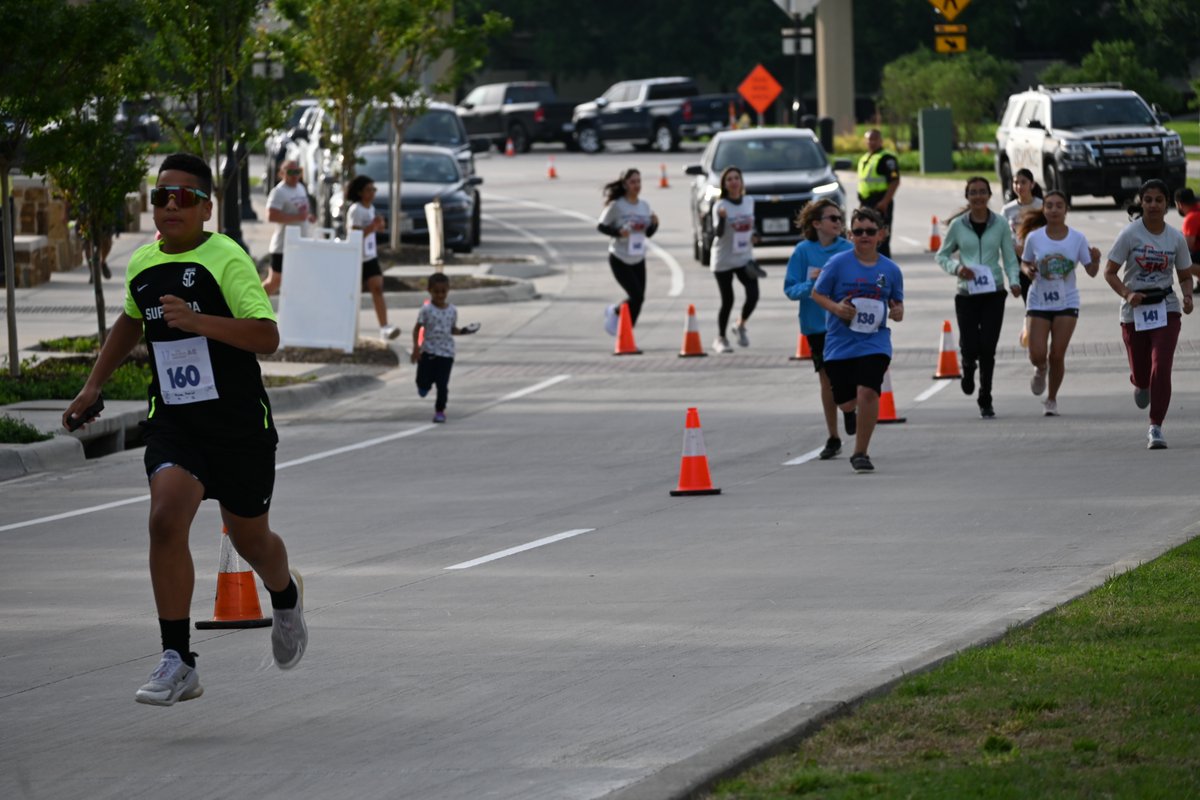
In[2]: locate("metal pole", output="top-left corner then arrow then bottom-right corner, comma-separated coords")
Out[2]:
793,13 -> 802,127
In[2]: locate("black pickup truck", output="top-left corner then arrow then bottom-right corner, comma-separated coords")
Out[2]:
457,82 -> 576,153
571,77 -> 739,154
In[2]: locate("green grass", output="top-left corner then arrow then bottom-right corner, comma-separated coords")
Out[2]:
1166,118 -> 1199,147
0,414 -> 54,444
38,335 -> 101,353
708,534 -> 1200,799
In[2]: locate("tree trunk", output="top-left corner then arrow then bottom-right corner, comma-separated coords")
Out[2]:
388,108 -> 406,251
2,168 -> 19,377
88,221 -> 108,347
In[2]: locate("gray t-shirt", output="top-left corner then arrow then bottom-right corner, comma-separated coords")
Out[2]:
599,198 -> 653,265
347,202 -> 377,261
1107,219 -> 1192,323
267,181 -> 312,254
1002,197 -> 1042,246
417,302 -> 457,358
710,196 -> 756,272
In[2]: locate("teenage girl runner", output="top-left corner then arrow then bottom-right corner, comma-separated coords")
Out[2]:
710,166 -> 759,353
598,168 -> 658,334
344,175 -> 398,340
1003,168 -> 1043,347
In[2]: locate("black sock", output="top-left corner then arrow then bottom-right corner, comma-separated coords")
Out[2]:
268,578 -> 298,611
159,618 -> 193,666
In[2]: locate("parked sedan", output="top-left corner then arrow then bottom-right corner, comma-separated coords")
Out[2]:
685,129 -> 851,265
328,144 -> 482,253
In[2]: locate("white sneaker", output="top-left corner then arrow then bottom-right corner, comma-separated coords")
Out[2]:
1042,399 -> 1058,416
731,321 -> 750,347
1031,368 -> 1046,396
135,649 -> 203,706
712,336 -> 733,354
604,304 -> 619,336
272,569 -> 308,670
380,324 -> 400,341
1147,425 -> 1167,449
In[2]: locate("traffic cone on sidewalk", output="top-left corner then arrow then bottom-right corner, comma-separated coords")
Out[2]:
613,301 -> 642,355
669,407 -> 721,496
928,216 -> 942,252
789,333 -> 813,361
659,163 -> 670,189
195,526 -> 272,630
932,320 -> 962,379
679,304 -> 707,357
547,156 -> 558,179
877,368 -> 907,424
504,138 -> 515,157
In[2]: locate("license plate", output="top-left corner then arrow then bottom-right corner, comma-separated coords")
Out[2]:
763,217 -> 790,234
561,122 -> 574,132
1120,175 -> 1141,189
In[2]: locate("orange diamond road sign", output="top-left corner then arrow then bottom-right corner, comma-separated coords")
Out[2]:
928,0 -> 970,22
738,65 -> 783,115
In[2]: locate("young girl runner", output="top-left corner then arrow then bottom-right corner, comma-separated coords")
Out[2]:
1018,190 -> 1101,416
710,166 -> 759,353
597,169 -> 658,334
1003,168 -> 1043,347
1103,179 -> 1193,449
345,175 -> 398,340
411,273 -> 476,423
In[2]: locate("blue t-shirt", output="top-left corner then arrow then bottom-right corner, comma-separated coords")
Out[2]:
812,250 -> 904,361
783,237 -> 854,335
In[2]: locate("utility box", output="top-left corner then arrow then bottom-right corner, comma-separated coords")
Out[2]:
919,107 -> 954,174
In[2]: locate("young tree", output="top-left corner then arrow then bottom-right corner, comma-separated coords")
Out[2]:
277,0 -> 509,248
1039,41 -> 1180,112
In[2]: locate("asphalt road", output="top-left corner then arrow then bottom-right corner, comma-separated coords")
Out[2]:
3,144 -> 1199,800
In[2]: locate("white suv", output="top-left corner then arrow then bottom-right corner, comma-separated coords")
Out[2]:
995,84 -> 1186,205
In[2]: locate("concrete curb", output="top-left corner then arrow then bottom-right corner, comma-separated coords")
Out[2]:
0,436 -> 85,482
266,372 -> 384,414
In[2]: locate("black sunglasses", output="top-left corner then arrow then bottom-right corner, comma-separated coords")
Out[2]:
286,168 -> 302,176
149,186 -> 209,208
822,215 -> 844,223
851,227 -> 879,236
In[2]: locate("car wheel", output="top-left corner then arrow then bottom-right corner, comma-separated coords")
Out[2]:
693,230 -> 702,263
653,123 -> 676,153
998,157 -> 1014,202
700,225 -> 713,267
1113,193 -> 1133,209
508,122 -> 530,154
470,193 -> 481,247
1043,163 -> 1069,205
577,124 -> 603,154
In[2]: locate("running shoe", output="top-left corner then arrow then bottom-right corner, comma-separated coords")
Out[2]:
604,304 -> 619,336
1147,425 -> 1167,450
1030,367 -> 1047,396
712,336 -> 733,354
417,386 -> 430,398
843,409 -> 857,436
101,261 -> 112,280
135,649 -> 202,706
1042,399 -> 1058,417
380,324 -> 400,341
272,569 -> 308,670
1019,325 -> 1028,349
1133,386 -> 1150,410
961,360 -> 976,396
731,321 -> 750,347
979,403 -> 995,419
818,437 -> 841,460
433,411 -> 446,423
850,453 -> 874,474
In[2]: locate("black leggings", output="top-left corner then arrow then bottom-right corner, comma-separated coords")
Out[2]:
715,267 -> 759,335
416,353 -> 454,412
609,255 -> 646,326
954,291 -> 1007,404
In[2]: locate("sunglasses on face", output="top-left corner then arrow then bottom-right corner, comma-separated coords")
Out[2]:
149,186 -> 209,208
286,169 -> 302,176
851,227 -> 879,236
822,215 -> 843,223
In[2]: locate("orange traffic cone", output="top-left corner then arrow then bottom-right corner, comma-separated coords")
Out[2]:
504,138 -> 515,157
669,407 -> 721,496
547,156 -> 558,179
416,297 -> 430,349
933,319 -> 962,379
659,163 -> 669,189
613,301 -> 642,355
195,526 -> 271,630
679,304 -> 707,357
788,332 -> 813,361
928,216 -> 942,252
877,368 -> 907,424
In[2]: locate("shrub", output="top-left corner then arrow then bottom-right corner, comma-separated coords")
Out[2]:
0,414 -> 55,444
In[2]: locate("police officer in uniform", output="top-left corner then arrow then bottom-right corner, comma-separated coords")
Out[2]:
857,129 -> 901,257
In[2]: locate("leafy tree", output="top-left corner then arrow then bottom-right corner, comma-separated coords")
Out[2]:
1038,40 -> 1180,111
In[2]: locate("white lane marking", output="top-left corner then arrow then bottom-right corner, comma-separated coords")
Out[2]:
444,528 -> 596,570
896,236 -> 922,246
914,380 -> 952,403
782,447 -> 824,466
482,212 -> 560,261
485,193 -> 685,297
0,375 -> 572,534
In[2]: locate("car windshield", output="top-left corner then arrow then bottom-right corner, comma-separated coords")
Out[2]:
1052,97 -> 1157,129
406,111 -> 465,146
354,150 -> 460,185
285,103 -> 312,129
712,137 -> 827,172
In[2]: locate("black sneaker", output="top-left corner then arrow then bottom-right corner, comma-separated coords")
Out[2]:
818,437 -> 841,460
961,360 -> 976,395
843,410 -> 857,436
850,453 -> 874,473
979,403 -> 995,419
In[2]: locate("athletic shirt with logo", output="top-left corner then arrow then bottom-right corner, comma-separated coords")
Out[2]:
710,197 -> 756,271
812,249 -> 904,361
599,197 -> 653,265
1022,227 -> 1091,312
124,233 -> 278,443
1106,219 -> 1192,323
267,181 -> 311,254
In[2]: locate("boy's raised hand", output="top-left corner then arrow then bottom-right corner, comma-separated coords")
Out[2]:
160,294 -> 199,332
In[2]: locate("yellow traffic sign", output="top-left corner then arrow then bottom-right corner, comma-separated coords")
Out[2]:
935,34 -> 967,53
928,0 -> 971,22
935,24 -> 967,34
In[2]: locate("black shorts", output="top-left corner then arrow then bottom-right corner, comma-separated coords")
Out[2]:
269,252 -> 284,273
824,354 -> 891,405
1027,308 -> 1079,320
361,257 -> 382,284
807,332 -> 827,373
143,425 -> 276,518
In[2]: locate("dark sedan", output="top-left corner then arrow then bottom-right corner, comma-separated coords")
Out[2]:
329,144 -> 482,253
685,129 -> 851,265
